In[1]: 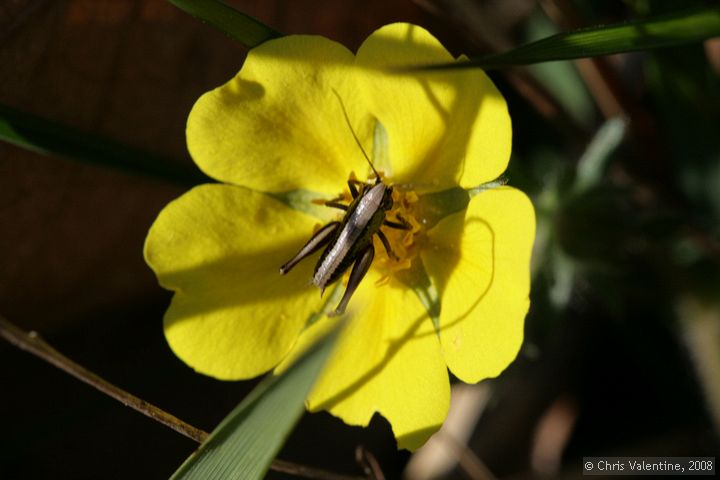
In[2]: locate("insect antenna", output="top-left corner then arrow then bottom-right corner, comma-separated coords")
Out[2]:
331,88 -> 381,181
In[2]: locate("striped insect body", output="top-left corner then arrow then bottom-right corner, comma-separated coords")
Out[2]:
313,182 -> 388,289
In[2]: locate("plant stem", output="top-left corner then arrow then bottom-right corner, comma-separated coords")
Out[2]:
0,315 -> 365,480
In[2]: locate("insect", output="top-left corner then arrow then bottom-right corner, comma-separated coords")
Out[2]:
279,90 -> 411,315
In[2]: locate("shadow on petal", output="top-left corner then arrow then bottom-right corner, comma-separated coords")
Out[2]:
160,236 -> 323,327
313,306 -> 430,411
434,218 -> 495,331
218,78 -> 265,104
356,24 -> 509,190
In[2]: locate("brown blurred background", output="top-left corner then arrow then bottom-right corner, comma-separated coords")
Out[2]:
1,1 -> 719,479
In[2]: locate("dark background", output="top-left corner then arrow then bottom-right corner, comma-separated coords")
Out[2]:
1,1 -> 719,478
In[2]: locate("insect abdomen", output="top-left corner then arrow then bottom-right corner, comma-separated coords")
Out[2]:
314,228 -> 375,289
312,183 -> 387,290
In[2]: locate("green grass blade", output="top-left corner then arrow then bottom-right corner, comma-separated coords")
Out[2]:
415,6 -> 720,70
171,325 -> 340,480
0,104 -> 207,186
167,0 -> 281,48
573,116 -> 628,195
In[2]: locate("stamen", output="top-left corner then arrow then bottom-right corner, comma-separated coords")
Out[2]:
330,173 -> 425,288
372,186 -> 422,281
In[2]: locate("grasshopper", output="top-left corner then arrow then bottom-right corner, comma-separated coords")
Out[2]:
279,91 -> 411,315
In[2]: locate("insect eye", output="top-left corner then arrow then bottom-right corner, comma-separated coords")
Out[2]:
383,194 -> 394,210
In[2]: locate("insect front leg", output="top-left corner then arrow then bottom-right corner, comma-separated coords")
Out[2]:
280,222 -> 339,275
331,245 -> 374,316
348,179 -> 365,198
383,214 -> 412,230
376,230 -> 398,261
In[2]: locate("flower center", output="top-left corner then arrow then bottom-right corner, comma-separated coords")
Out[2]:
316,173 -> 426,288
372,186 -> 422,285
325,173 -> 424,286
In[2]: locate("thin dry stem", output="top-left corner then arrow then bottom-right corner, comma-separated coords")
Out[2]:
0,315 -> 365,480
435,432 -> 497,480
355,445 -> 386,480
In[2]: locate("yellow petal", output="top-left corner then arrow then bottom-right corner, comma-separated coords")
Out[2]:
144,184 -> 325,380
278,271 -> 450,451
422,187 -> 535,382
187,35 -> 372,193
355,23 -> 511,189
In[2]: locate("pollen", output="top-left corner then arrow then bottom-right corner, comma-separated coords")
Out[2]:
373,187 -> 423,285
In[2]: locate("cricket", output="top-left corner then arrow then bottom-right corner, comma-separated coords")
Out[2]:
279,90 -> 411,315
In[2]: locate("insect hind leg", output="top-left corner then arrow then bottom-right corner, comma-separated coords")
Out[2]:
280,222 -> 339,275
323,200 -> 348,211
330,244 -> 374,316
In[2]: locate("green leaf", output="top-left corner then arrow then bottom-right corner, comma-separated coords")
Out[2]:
167,0 -> 281,48
170,325 -> 340,480
572,116 -> 628,195
269,189 -> 338,222
397,258 -> 441,334
415,187 -> 470,229
412,6 -> 720,70
0,104 -> 207,186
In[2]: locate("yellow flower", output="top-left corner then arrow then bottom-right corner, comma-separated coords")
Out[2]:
144,23 -> 535,451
